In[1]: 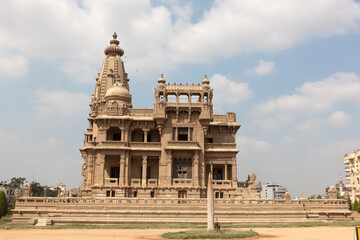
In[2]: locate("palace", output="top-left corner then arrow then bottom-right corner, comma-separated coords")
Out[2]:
11,33 -> 352,225
80,33 -> 245,199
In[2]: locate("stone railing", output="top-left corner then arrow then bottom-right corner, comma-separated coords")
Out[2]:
98,141 -> 127,148
105,178 -> 118,186
212,180 -> 231,187
15,197 -> 348,206
213,114 -> 227,122
129,108 -> 153,117
147,179 -> 158,186
131,179 -> 141,187
129,142 -> 161,149
172,178 -> 193,186
167,141 -> 200,149
205,143 -> 237,150
165,83 -> 202,91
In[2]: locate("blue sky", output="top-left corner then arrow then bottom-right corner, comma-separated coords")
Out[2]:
0,0 -> 360,197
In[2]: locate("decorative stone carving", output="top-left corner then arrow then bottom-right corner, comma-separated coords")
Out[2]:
284,192 -> 291,203
14,188 -> 21,199
22,182 -> 32,197
328,185 -> 338,199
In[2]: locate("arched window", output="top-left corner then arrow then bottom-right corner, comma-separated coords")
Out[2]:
147,129 -> 160,142
131,128 -> 144,142
106,127 -> 121,141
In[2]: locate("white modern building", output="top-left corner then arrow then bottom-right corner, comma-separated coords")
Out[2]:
260,182 -> 287,199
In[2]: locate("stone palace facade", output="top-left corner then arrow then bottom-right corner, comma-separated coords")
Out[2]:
80,33 -> 244,199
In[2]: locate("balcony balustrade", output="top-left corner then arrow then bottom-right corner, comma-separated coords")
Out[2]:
147,179 -> 158,186
212,180 -> 231,187
172,178 -> 193,186
166,141 -> 200,150
105,178 -> 118,186
98,141 -> 127,148
129,142 -> 161,150
131,179 -> 141,187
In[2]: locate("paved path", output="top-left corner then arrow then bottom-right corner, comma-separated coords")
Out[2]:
0,227 -> 355,240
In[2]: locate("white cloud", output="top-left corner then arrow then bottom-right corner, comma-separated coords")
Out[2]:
210,74 -> 252,108
327,111 -> 351,128
296,119 -> 323,133
253,72 -> 360,115
169,0 -> 360,62
247,59 -> 277,76
33,89 -> 89,118
46,137 -> 62,145
0,0 -> 360,80
0,52 -> 28,78
237,135 -> 271,152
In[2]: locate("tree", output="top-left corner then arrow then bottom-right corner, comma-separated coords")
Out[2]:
9,177 -> 26,189
317,194 -> 322,199
0,190 -> 8,218
352,199 -> 358,211
31,181 -> 44,197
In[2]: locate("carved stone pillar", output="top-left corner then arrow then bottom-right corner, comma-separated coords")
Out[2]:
232,157 -> 237,185
95,153 -> 105,185
87,154 -> 94,186
143,129 -> 149,143
121,128 -> 125,141
210,162 -> 213,177
142,155 -> 147,186
224,162 -> 228,180
124,128 -> 129,142
192,151 -> 199,186
119,153 -> 125,186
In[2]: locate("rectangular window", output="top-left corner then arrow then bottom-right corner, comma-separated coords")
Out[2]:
178,127 -> 188,141
111,191 -> 115,197
110,166 -> 120,179
133,191 -> 137,197
106,191 -> 110,197
150,191 -> 155,198
205,138 -> 213,143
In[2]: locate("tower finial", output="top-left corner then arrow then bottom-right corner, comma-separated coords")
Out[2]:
158,73 -> 166,84
113,32 -> 117,40
202,74 -> 210,85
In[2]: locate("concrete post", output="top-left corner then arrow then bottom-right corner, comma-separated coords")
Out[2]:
207,173 -> 214,230
142,155 -> 147,186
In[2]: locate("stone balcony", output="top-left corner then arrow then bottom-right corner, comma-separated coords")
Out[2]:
212,180 -> 232,188
105,178 -> 118,186
172,178 -> 193,186
129,142 -> 161,151
131,179 -> 141,187
98,141 -> 127,149
204,143 -> 238,152
147,179 -> 158,186
166,141 -> 201,150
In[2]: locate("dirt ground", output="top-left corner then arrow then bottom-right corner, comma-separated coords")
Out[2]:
0,227 -> 355,240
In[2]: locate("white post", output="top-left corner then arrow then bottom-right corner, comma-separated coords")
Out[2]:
207,173 -> 214,230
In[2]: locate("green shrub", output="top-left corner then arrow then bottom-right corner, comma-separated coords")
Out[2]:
0,191 -> 8,218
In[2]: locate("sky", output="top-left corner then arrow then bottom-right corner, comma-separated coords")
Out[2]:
0,0 -> 360,197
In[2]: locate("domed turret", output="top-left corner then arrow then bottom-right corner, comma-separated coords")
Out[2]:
202,75 -> 210,85
105,71 -> 131,103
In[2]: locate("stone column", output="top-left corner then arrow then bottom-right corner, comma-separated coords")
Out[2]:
167,150 -> 172,186
124,128 -> 129,142
207,173 -> 214,230
210,162 -> 213,177
143,129 -> 149,143
193,151 -> 199,186
224,162 -> 228,180
231,157 -> 237,186
142,155 -> 147,186
95,153 -> 105,185
121,128 -> 125,141
87,154 -> 94,186
119,153 -> 125,186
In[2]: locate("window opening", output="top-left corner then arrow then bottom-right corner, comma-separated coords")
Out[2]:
179,95 -> 188,103
111,191 -> 115,197
150,191 -> 155,198
110,166 -> 120,179
205,138 -> 213,143
178,127 -> 188,141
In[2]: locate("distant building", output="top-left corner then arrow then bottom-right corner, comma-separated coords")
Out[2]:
260,182 -> 287,199
344,149 -> 360,202
0,182 -> 15,205
325,175 -> 349,198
